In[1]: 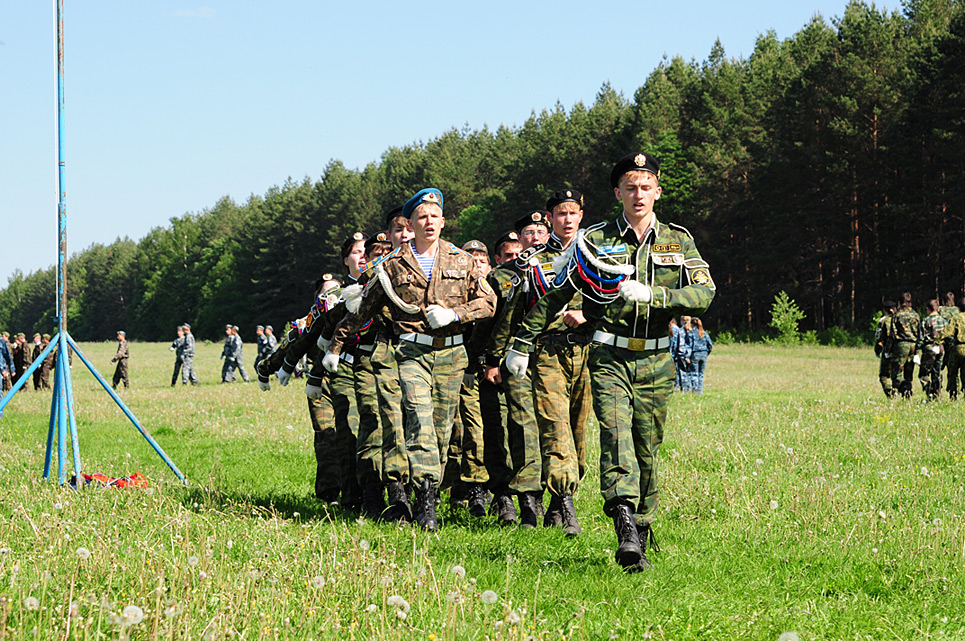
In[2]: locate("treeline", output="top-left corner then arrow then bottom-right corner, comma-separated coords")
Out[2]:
2,0 -> 964,342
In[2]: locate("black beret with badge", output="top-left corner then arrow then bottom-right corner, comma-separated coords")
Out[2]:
493,230 -> 521,253
513,210 -> 551,234
610,152 -> 661,188
341,231 -> 369,259
545,188 -> 584,212
364,231 -> 391,254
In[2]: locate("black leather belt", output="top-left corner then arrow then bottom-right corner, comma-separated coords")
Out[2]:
537,332 -> 590,346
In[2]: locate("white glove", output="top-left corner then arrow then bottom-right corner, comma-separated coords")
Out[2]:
930,345 -> 941,355
505,350 -> 529,379
426,304 -> 457,329
306,382 -> 325,399
322,351 -> 340,373
912,354 -> 921,365
317,335 -> 332,351
618,279 -> 652,304
276,368 -> 292,387
258,380 -> 271,392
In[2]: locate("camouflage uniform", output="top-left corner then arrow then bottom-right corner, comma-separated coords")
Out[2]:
330,240 -> 496,489
14,335 -> 32,389
890,307 -> 921,397
170,334 -> 185,386
918,311 -> 948,400
0,334 -> 13,393
221,333 -> 250,383
511,216 -> 715,528
939,305 -> 960,371
31,338 -> 44,390
111,338 -> 129,389
941,314 -> 965,398
181,331 -> 199,385
874,313 -> 894,397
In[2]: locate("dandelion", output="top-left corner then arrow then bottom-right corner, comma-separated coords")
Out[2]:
75,547 -> 91,561
387,595 -> 410,612
446,591 -> 461,603
480,590 -> 498,605
365,604 -> 377,613
397,610 -> 407,620
310,576 -> 326,589
53,502 -> 63,510
933,518 -> 942,526
226,540 -> 234,550
0,548 -> 11,555
755,459 -> 763,466
359,539 -> 370,551
292,512 -> 300,519
778,633 -> 800,641
199,571 -> 208,579
24,597 -> 40,611
507,611 -> 521,625
164,605 -> 179,619
450,565 -> 466,579
249,569 -> 262,580
878,510 -> 887,519
921,467 -> 930,477
121,605 -> 144,625
187,556 -> 200,568
769,500 -> 779,511
69,602 -> 80,618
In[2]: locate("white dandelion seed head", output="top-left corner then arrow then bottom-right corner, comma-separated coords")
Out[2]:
187,556 -> 200,567
872,547 -> 878,553
163,605 -> 179,619
769,500 -> 779,511
0,547 -> 11,555
226,540 -> 234,549
359,539 -> 370,551
387,595 -> 410,612
933,518 -> 942,526
292,512 -> 300,518
365,604 -> 377,613
450,565 -> 466,579
480,590 -> 498,605
507,611 -> 521,625
53,502 -> 63,510
121,605 -> 144,625
878,510 -> 887,519
921,467 -> 930,476
69,601 -> 80,618
311,576 -> 326,589
199,571 -> 208,579
24,597 -> 39,611
396,610 -> 407,620
75,547 -> 91,561
778,633 -> 800,641
446,591 -> 461,603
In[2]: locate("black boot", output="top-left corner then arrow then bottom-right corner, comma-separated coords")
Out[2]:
466,483 -> 488,518
543,493 -> 563,528
361,483 -> 386,521
490,490 -> 517,526
612,504 -> 642,570
629,522 -> 660,572
384,481 -> 413,523
413,480 -> 438,531
518,492 -> 540,529
560,494 -> 581,538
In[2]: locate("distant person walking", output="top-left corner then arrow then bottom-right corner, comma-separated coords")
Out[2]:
170,325 -> 185,386
675,317 -> 694,392
890,292 -> 921,398
181,324 -> 200,385
688,319 -> 713,393
221,325 -> 249,383
111,330 -> 130,390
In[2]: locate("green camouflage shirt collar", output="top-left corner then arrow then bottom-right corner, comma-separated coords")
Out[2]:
615,213 -> 657,245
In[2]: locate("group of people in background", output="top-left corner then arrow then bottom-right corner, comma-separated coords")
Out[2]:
0,331 -> 53,393
875,291 -> 965,401
670,316 -> 713,393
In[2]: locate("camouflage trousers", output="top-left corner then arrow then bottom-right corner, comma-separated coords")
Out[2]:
479,365 -> 542,494
396,341 -> 468,486
890,342 -> 916,396
532,340 -> 590,497
221,358 -> 249,383
918,347 -> 943,399
330,363 -> 361,508
307,387 -> 342,501
370,341 -> 408,485
947,347 -> 965,397
353,345 -> 383,489
2,373 -> 11,393
457,370 -> 488,484
878,354 -> 893,397
591,344 -> 674,527
112,361 -> 129,389
181,356 -> 199,385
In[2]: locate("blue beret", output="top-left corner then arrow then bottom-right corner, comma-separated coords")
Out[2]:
402,188 -> 444,219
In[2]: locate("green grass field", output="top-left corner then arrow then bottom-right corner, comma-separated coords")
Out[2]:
0,341 -> 962,640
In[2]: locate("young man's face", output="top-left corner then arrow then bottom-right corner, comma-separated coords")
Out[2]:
265,328 -> 273,336
411,204 -> 445,245
366,243 -> 389,262
615,171 -> 661,220
177,328 -> 184,336
255,327 -> 263,336
495,242 -> 521,265
469,251 -> 491,276
225,327 -> 232,336
388,218 -> 413,248
519,224 -> 548,250
343,240 -> 367,278
550,202 -> 583,239
117,333 -> 124,341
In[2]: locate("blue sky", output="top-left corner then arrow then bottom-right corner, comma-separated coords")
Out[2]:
0,1 -> 868,284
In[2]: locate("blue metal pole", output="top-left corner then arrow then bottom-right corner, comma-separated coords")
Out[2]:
66,336 -> 186,483
0,337 -> 59,418
56,0 -> 67,336
57,336 -> 69,485
43,353 -> 62,480
63,338 -> 82,483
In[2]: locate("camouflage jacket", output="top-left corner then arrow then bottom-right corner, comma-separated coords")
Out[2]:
112,340 -> 129,363
890,307 -> 921,344
510,215 -> 715,355
919,312 -> 948,349
330,240 -> 496,355
874,314 -> 893,357
182,333 -> 196,358
940,314 -> 965,345
256,334 -> 272,359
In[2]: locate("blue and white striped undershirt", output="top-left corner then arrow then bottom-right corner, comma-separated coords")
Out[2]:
411,242 -> 435,280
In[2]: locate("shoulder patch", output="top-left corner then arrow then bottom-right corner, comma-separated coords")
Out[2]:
652,243 -> 682,253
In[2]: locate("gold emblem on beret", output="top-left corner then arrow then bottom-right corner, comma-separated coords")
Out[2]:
423,192 -> 440,203
531,212 -> 542,222
352,232 -> 364,241
634,153 -> 647,167
376,232 -> 387,242
565,190 -> 572,198
322,273 -> 333,281
509,232 -> 519,240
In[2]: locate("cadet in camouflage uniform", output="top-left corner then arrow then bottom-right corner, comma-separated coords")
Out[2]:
507,152 -> 715,571
874,301 -> 897,398
941,297 -> 965,399
254,325 -> 270,373
180,324 -> 200,385
14,333 -> 31,389
0,331 -> 13,393
221,325 -> 250,383
170,326 -> 185,386
324,189 -> 497,531
37,334 -> 53,390
475,217 -> 550,528
890,292 -> 921,398
939,292 -> 960,371
918,299 -> 947,401
30,334 -> 44,390
111,330 -> 130,389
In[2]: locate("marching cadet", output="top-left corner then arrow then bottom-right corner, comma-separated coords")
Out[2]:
39,334 -> 53,390
506,152 -> 715,571
265,325 -> 278,352
221,325 -> 250,383
31,334 -> 44,390
111,330 -> 130,390
181,324 -> 200,385
170,326 -> 185,386
475,218 -> 551,528
14,333 -> 32,389
0,331 -> 13,393
254,325 -> 270,373
918,299 -> 947,401
941,297 -> 965,399
875,301 -> 897,398
323,188 -> 497,531
890,292 -> 921,398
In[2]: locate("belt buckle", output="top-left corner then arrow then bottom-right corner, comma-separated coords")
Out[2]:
626,337 -> 648,351
432,336 -> 447,349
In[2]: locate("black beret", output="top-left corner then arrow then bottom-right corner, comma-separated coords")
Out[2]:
384,205 -> 404,228
494,230 -> 521,253
545,189 -> 584,212
341,232 -> 369,259
610,152 -> 661,188
883,300 -> 897,309
364,231 -> 391,254
513,210 -> 550,234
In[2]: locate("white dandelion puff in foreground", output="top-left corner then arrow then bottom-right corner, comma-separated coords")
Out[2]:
387,595 -> 410,612
24,597 -> 39,611
121,605 -> 144,625
778,633 -> 800,641
187,556 -> 200,568
450,564 -> 466,579
480,590 -> 498,604
311,576 -> 326,589
769,500 -> 779,511
75,547 -> 91,561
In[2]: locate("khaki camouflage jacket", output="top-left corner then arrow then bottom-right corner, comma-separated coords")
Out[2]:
511,215 -> 715,355
890,308 -> 921,344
